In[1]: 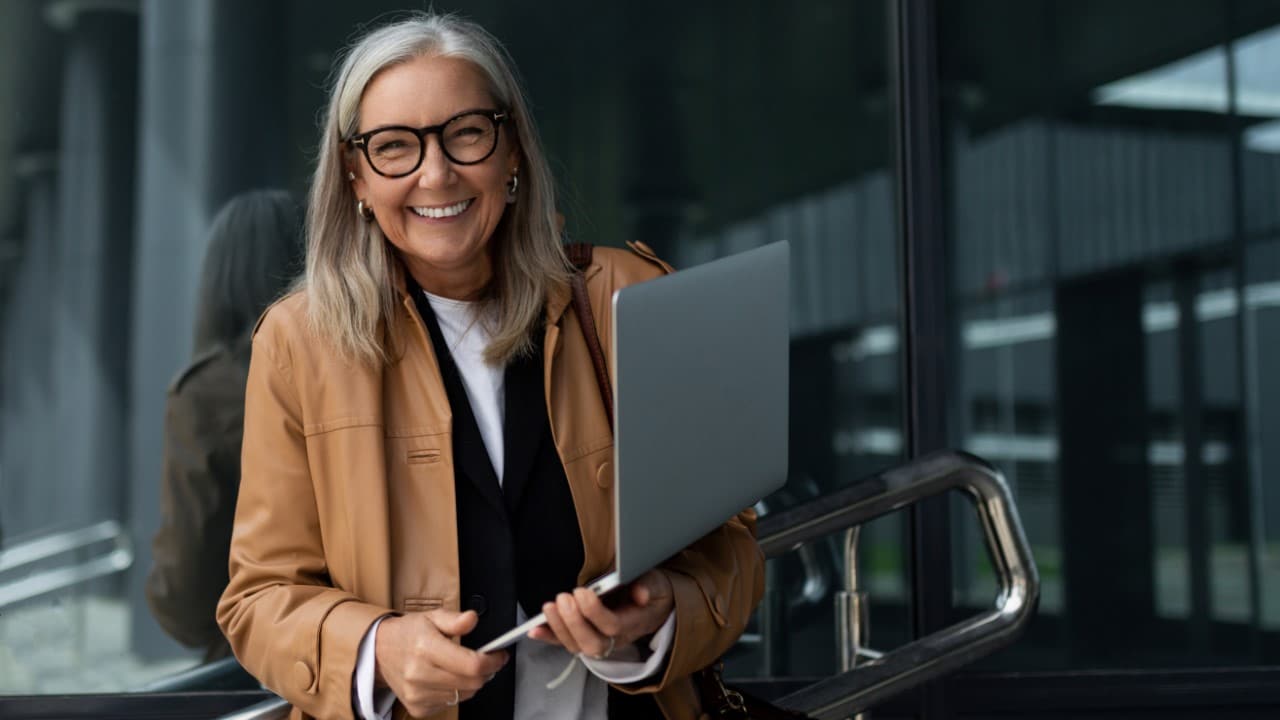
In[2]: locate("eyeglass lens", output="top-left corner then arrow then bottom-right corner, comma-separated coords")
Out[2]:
365,113 -> 498,176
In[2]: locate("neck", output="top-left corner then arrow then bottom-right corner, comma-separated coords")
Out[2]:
405,256 -> 492,302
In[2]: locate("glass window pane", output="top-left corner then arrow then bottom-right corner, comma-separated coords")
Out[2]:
1246,239 -> 1280,632
941,0 -> 1280,670
0,0 -> 902,696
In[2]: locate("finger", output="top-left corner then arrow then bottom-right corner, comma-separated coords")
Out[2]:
425,608 -> 480,638
609,584 -> 675,640
632,570 -> 672,607
407,687 -> 472,718
527,624 -> 563,646
405,665 -> 492,693
557,592 -> 611,658
542,599 -> 580,655
424,633 -> 508,680
574,588 -> 623,638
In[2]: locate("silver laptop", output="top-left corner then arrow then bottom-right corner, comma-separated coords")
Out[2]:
480,240 -> 789,653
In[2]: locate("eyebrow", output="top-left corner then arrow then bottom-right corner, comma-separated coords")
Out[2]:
356,107 -> 498,136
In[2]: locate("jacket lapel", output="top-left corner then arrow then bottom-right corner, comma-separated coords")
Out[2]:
542,265 -> 618,585
406,283 -> 508,521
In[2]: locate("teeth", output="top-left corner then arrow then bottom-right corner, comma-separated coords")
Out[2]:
412,199 -> 472,219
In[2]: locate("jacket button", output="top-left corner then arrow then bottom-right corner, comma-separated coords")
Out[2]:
293,660 -> 314,693
595,460 -> 613,488
468,594 -> 487,615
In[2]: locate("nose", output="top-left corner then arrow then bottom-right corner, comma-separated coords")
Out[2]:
416,134 -> 455,189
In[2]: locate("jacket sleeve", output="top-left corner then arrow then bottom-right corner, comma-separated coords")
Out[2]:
216,313 -> 389,719
146,375 -> 241,652
617,508 -> 765,694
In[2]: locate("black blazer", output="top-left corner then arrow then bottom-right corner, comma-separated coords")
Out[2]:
409,285 -> 658,719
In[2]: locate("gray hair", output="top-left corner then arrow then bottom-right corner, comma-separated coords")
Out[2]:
194,189 -> 304,353
304,12 -> 570,366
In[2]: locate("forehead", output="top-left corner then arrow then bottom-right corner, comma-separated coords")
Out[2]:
359,54 -> 495,127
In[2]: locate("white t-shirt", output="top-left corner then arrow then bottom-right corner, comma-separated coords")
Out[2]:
353,291 -> 674,720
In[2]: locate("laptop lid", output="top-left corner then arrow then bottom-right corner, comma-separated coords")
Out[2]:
610,240 -> 790,584
477,241 -> 789,655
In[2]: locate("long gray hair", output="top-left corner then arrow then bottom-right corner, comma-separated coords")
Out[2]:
194,189 -> 304,354
305,12 -> 570,366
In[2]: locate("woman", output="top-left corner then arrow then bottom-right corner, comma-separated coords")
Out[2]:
148,189 -> 303,661
216,13 -> 763,720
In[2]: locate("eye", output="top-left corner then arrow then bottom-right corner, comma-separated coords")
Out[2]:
368,129 -> 419,157
446,115 -> 493,145
372,139 -> 408,155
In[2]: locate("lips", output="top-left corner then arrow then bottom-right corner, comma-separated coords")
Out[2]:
410,198 -> 473,219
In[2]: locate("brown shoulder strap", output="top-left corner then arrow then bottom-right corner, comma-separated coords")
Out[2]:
564,242 -> 613,431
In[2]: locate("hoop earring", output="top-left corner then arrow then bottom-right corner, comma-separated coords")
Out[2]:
357,199 -> 374,221
506,173 -> 519,205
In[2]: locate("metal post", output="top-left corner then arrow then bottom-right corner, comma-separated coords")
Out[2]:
760,558 -> 785,677
835,525 -> 870,720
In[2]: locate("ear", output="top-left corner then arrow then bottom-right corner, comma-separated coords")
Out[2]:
347,162 -> 369,201
503,135 -> 522,175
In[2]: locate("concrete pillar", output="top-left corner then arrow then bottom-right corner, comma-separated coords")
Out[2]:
46,2 -> 139,538
128,0 -> 289,659
0,155 -> 60,542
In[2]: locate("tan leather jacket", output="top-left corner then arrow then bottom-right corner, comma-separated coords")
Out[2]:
216,243 -> 765,720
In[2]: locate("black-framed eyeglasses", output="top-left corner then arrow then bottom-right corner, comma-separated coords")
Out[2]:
346,109 -> 509,177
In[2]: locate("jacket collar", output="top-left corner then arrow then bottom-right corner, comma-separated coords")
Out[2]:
390,253 -> 599,335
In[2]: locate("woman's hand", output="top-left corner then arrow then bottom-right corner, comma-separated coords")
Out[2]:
374,609 -> 508,717
528,569 -> 675,658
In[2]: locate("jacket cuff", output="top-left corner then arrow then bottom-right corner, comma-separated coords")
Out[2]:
612,569 -> 713,694
300,600 -> 391,718
583,610 -> 675,684
355,616 -> 398,720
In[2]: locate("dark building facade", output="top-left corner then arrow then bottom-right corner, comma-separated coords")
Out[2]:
1,0 -> 1279,717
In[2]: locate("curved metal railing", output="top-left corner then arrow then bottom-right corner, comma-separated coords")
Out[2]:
135,656 -> 261,693
0,520 -> 133,608
213,450 -> 1036,720
217,697 -> 289,720
758,450 -> 1040,719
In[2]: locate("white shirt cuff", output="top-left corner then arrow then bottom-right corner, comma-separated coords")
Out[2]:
579,610 -> 676,684
355,616 -> 398,720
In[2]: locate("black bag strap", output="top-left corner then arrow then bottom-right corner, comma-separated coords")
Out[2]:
563,242 -> 613,432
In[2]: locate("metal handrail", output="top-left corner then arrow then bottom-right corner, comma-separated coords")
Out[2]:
136,656 -> 262,693
217,697 -> 289,720
217,450 -> 1036,720
758,450 -> 1040,719
0,520 -> 133,608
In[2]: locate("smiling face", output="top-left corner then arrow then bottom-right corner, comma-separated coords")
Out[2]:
349,54 -> 518,299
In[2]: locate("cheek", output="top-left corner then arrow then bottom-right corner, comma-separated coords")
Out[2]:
475,171 -> 510,206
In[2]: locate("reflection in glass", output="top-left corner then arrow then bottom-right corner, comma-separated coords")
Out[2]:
0,0 -> 903,695
942,0 -> 1280,670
